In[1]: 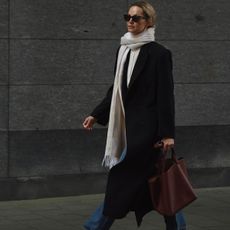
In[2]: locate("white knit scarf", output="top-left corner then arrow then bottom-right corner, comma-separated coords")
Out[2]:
102,27 -> 155,169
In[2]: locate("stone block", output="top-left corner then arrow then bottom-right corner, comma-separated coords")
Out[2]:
10,40 -> 118,84
0,0 -> 8,38
9,129 -> 107,177
0,40 -> 8,85
0,86 -> 8,130
131,0 -> 230,40
9,84 -> 110,130
9,124 -> 230,177
9,83 -> 230,130
0,131 -> 8,177
189,167 -> 230,188
175,84 -> 230,126
11,0 -> 127,39
161,41 -> 230,83
176,125 -> 230,169
7,125 -> 230,195
0,168 -> 230,200
10,39 -> 230,85
0,173 -> 108,200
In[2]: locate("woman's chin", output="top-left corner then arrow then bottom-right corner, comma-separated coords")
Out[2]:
128,27 -> 135,32
128,30 -> 138,35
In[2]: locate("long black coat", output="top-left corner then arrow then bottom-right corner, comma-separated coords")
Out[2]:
91,41 -> 175,226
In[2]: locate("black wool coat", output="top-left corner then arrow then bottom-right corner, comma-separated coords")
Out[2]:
91,41 -> 175,226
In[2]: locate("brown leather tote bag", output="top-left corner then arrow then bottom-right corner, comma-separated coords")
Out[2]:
148,149 -> 197,216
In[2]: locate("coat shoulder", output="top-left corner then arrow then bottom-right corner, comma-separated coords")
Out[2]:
144,42 -> 172,57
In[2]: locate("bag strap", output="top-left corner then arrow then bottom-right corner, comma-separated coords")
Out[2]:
156,141 -> 176,160
171,148 -> 178,163
157,148 -> 178,174
159,145 -> 178,161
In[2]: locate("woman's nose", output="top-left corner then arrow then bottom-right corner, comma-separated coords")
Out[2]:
128,19 -> 134,23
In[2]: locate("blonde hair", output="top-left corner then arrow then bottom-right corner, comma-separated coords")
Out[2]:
129,0 -> 156,27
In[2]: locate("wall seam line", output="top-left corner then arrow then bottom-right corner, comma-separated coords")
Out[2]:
7,0 -> 11,178
0,38 -> 229,42
5,82 -> 230,87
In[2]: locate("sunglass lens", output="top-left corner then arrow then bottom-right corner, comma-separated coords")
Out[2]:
123,14 -> 130,21
132,15 -> 140,22
123,14 -> 142,22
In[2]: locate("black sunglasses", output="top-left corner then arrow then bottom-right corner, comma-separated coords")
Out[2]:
123,14 -> 147,22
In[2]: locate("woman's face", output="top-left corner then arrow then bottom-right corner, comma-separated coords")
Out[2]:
126,6 -> 149,35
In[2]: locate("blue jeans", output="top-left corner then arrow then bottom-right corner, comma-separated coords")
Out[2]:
84,203 -> 114,230
83,202 -> 186,230
84,149 -> 186,229
176,211 -> 186,230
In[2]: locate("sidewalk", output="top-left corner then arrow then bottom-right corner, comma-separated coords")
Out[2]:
0,187 -> 229,230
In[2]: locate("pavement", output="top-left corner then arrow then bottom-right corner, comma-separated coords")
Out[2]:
0,187 -> 229,230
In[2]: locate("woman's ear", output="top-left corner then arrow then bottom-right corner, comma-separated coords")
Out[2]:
145,19 -> 151,29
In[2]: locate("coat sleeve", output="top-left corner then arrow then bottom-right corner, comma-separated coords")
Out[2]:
156,49 -> 175,139
90,84 -> 113,126
90,47 -> 120,126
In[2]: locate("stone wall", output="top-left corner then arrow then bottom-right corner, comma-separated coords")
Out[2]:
0,0 -> 229,200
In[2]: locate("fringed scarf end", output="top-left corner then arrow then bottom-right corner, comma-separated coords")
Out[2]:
102,155 -> 119,169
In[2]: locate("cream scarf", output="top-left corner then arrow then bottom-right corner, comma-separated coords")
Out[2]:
102,27 -> 155,169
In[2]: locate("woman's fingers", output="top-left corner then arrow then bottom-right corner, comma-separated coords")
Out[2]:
83,120 -> 91,129
82,116 -> 96,130
83,118 -> 92,129
163,144 -> 170,152
154,141 -> 163,149
154,138 -> 174,152
161,138 -> 174,152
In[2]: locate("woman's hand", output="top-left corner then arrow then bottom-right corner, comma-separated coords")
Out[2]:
154,138 -> 174,152
82,116 -> 97,130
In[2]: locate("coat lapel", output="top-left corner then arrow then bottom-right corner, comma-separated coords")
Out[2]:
128,45 -> 149,89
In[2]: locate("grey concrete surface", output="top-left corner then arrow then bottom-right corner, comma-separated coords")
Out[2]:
8,84 -> 230,130
0,173 -> 108,201
9,40 -> 230,86
10,0 -> 230,40
0,132 -> 8,177
0,187 -> 229,230
189,167 -> 230,188
0,168 -> 229,201
0,0 -> 8,38
0,86 -> 8,130
140,0 -> 230,40
175,84 -> 230,126
10,0 -> 127,39
162,41 -> 230,83
9,85 -> 110,130
0,0 -> 229,200
8,126 -> 230,177
175,125 -> 230,168
9,130 -> 107,177
0,126 -> 227,200
10,40 -> 117,84
0,40 -> 8,84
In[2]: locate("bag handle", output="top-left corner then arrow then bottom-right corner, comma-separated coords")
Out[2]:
157,140 -> 177,161
157,146 -> 179,174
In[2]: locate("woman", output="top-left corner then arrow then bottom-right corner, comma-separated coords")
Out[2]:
83,1 -> 186,229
